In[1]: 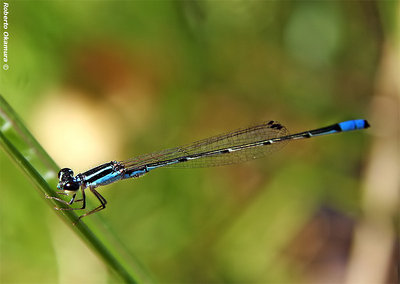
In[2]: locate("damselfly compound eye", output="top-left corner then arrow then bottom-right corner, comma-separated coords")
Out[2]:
58,168 -> 74,180
63,181 -> 80,191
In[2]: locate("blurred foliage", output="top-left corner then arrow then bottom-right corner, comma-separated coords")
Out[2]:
1,1 -> 396,283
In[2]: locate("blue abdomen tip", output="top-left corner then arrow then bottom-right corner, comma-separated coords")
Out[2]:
339,119 -> 370,131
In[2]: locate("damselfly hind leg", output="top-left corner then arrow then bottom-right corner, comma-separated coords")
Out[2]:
77,186 -> 107,220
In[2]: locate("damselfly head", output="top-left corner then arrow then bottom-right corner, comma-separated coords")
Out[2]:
57,168 -> 80,192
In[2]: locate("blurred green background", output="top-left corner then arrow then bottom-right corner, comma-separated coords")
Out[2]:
0,1 -> 397,283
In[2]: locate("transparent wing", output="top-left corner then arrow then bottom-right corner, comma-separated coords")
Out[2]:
120,121 -> 289,169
